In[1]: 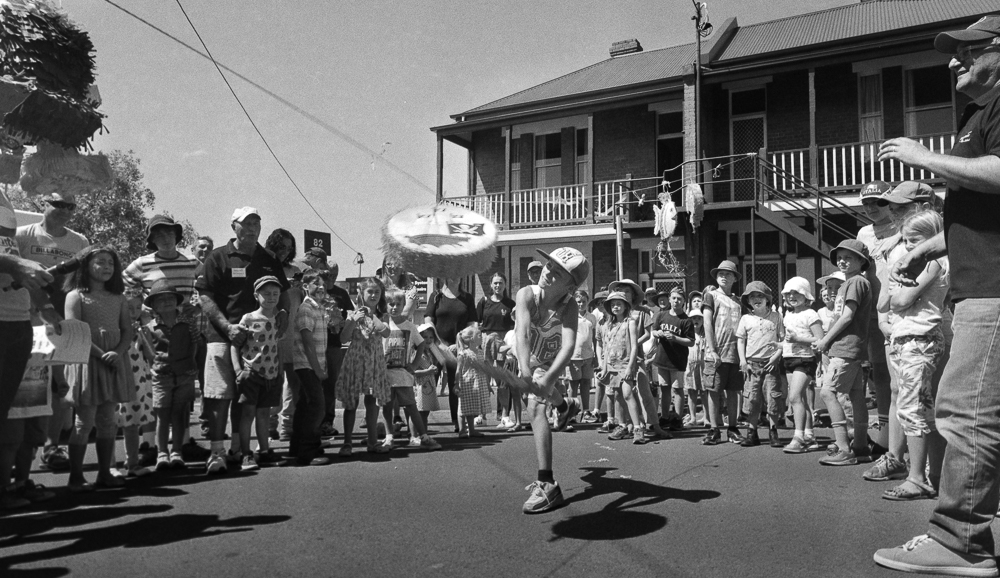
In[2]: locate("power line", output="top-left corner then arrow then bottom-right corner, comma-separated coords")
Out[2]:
170,0 -> 361,257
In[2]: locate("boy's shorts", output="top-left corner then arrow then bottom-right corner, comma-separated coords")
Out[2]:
655,367 -> 686,390
742,359 -> 785,419
684,366 -> 702,391
703,359 -> 742,392
238,371 -> 283,408
0,415 -> 47,449
783,356 -> 817,377
564,359 -> 595,381
390,386 -> 417,407
821,357 -> 865,395
152,370 -> 197,409
204,342 -> 237,400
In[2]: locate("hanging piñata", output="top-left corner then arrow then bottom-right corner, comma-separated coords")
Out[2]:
684,183 -> 705,230
653,191 -> 683,274
382,203 -> 497,279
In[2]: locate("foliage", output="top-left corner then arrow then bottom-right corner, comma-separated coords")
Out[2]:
7,149 -> 197,264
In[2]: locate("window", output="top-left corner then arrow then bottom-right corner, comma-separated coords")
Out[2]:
905,66 -> 954,136
510,138 -> 520,190
534,133 -> 561,188
731,88 -> 766,116
858,73 -> 883,142
656,112 -> 684,191
639,250 -> 651,274
576,128 -> 589,185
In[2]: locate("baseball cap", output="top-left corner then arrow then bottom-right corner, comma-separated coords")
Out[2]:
935,15 -> 1000,54
527,260 -> 544,271
253,275 -> 282,292
859,181 -> 891,200
536,247 -> 590,287
816,271 -> 847,286
877,181 -> 934,206
231,206 -> 260,223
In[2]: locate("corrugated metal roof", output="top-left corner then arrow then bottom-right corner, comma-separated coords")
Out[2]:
457,0 -> 1000,119
461,43 -> 693,117
717,0 -> 1000,61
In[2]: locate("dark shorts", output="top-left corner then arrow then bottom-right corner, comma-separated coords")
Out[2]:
152,370 -> 197,409
390,386 -> 417,407
238,372 -> 283,408
783,357 -> 818,377
703,359 -> 742,392
0,415 -> 47,448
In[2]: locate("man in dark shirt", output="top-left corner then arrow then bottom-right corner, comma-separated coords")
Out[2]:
320,259 -> 353,434
874,15 -> 1000,577
196,206 -> 290,474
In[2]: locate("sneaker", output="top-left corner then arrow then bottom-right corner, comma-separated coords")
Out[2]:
874,534 -> 999,577
496,419 -> 511,430
581,412 -> 598,424
155,452 -> 171,471
727,428 -> 745,445
783,436 -> 807,454
137,445 -> 158,468
419,435 -> 442,451
206,453 -> 227,474
522,481 -> 564,514
0,484 -> 29,510
597,421 -> 615,434
740,429 -> 761,447
320,422 -> 339,438
702,428 -> 722,446
863,453 -> 908,482
127,465 -> 154,478
803,436 -> 821,452
474,416 -> 484,426
682,414 -> 695,427
632,431 -> 649,445
555,399 -> 581,431
367,444 -> 391,454
19,480 -> 55,503
256,449 -> 283,465
181,440 -> 211,462
169,452 -> 185,469
382,435 -> 395,447
854,444 -> 874,464
819,449 -> 858,466
408,436 -> 423,447
338,444 -> 353,457
40,445 -> 70,471
608,425 -> 630,441
241,455 -> 260,471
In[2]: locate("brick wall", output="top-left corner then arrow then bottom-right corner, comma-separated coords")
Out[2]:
767,70 -> 810,151
815,63 -> 859,146
471,128 -> 506,195
593,105 -> 657,181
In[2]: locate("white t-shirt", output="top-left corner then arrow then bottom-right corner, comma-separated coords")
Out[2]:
15,223 -> 89,268
384,318 -> 423,387
782,308 -> 821,358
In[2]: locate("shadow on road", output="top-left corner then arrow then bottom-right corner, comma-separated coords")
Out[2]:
550,467 -> 720,541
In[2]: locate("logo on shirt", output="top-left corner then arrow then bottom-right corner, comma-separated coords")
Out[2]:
959,131 -> 972,144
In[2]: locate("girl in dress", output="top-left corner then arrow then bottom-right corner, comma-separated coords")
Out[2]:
337,277 -> 391,454
414,323 -> 445,431
117,287 -> 155,477
455,325 -> 490,438
64,246 -> 133,492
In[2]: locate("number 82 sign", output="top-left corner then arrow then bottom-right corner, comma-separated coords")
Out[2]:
303,230 -> 331,256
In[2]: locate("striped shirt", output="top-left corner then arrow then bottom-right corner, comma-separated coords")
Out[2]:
293,296 -> 328,372
123,252 -> 198,297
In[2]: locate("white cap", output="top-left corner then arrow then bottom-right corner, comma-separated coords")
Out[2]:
816,271 -> 847,286
231,206 -> 260,223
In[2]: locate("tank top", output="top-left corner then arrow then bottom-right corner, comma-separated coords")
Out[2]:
526,285 -> 571,376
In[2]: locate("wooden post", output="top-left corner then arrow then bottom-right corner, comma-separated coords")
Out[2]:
808,69 -> 819,188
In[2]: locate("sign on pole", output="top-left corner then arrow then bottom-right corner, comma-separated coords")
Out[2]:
304,229 -> 331,255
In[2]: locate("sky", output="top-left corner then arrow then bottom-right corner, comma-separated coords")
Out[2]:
60,0 -> 854,276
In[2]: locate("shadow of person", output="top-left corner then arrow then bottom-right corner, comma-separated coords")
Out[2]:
550,467 -> 720,541
0,514 -> 291,573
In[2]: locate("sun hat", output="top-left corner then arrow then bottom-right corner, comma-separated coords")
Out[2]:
740,280 -> 773,309
607,278 -> 643,305
143,278 -> 183,308
859,180 -> 891,200
688,290 -> 702,302
527,260 -> 543,272
934,15 -> 1000,54
588,290 -> 609,311
536,247 -> 590,287
253,275 -> 282,293
816,271 -> 847,286
876,181 -> 934,206
829,239 -> 871,272
687,308 -> 703,318
710,260 -> 741,281
144,214 -> 183,251
602,291 -> 632,315
231,206 -> 260,223
781,276 -> 814,303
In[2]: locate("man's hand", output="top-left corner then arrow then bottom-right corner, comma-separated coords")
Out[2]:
878,137 -> 933,168
812,337 -> 830,354
226,322 -> 248,344
891,249 -> 929,287
275,309 -> 288,337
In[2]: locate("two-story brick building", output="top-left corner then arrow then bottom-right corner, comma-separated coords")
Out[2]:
431,0 -> 1000,301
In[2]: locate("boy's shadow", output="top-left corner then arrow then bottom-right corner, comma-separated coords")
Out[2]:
550,467 -> 720,541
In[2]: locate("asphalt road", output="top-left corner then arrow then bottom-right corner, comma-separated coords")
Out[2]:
1,409 -> 989,578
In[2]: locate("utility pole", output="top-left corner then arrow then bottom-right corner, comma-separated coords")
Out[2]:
692,1 -> 713,163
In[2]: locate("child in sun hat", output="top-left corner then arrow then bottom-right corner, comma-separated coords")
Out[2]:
780,277 -> 824,453
813,239 -> 873,466
683,306 -> 708,427
701,261 -> 745,446
596,291 -> 648,445
735,281 -> 785,447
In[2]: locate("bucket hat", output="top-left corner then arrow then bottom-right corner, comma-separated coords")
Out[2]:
816,271 -> 847,286
740,280 -> 773,310
145,214 -> 183,251
607,279 -> 643,305
829,239 -> 871,272
710,260 -> 741,280
781,276 -> 814,303
602,291 -> 632,315
143,278 -> 184,308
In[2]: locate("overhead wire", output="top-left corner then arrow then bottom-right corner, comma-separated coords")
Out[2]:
169,0 -> 361,258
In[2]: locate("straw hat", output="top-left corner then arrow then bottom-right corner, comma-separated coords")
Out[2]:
602,291 -> 632,315
607,279 -> 642,305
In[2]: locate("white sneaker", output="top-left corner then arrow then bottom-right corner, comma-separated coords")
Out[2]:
382,435 -> 394,447
206,453 -> 227,474
496,418 -> 511,429
474,416 -> 484,426
408,437 -> 422,447
419,435 -> 442,451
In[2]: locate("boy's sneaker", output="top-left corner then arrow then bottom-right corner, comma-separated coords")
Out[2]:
597,421 -> 614,434
19,480 -> 55,503
555,399 -> 581,431
522,481 -> 564,514
803,436 -> 821,452
0,484 -> 29,510
241,455 -> 260,472
727,428 -> 745,445
769,427 -> 782,448
819,449 -> 858,466
408,436 -> 423,447
40,445 -> 70,471
169,452 -> 185,469
783,436 -> 807,454
740,429 -> 761,447
382,435 -> 395,447
419,435 -> 442,451
608,425 -> 630,441
632,432 -> 650,445
874,534 -> 999,577
155,452 -> 171,471
701,428 -> 722,446
206,453 -> 227,474
863,453 -> 908,481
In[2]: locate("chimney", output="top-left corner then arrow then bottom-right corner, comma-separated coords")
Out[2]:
610,39 -> 643,58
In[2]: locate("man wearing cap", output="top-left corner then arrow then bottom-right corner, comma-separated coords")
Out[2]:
526,260 -> 543,285
16,192 -> 89,472
875,15 -> 1000,576
516,247 -> 587,514
196,207 -> 290,473
319,259 -> 353,437
874,15 -> 1000,577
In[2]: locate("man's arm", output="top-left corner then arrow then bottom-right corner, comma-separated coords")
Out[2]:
879,138 -> 1000,193
199,291 -> 243,343
892,232 -> 948,287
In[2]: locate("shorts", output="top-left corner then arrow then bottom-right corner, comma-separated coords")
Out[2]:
684,363 -> 703,391
238,371 -> 283,408
742,359 -> 785,419
889,333 -> 944,437
655,367 -> 686,390
390,386 -> 416,407
821,357 -> 865,395
204,342 -> 237,400
782,357 -> 817,377
0,415 -> 47,449
564,359 -> 595,381
152,370 -> 197,409
703,359 -> 742,392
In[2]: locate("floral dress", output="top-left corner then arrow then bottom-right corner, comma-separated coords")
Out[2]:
66,291 -> 133,406
118,327 -> 154,427
413,350 -> 440,412
456,348 -> 490,416
336,312 -> 389,409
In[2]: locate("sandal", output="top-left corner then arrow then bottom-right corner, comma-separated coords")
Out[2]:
507,424 -> 525,433
95,476 -> 126,489
68,481 -> 95,494
882,479 -> 937,501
